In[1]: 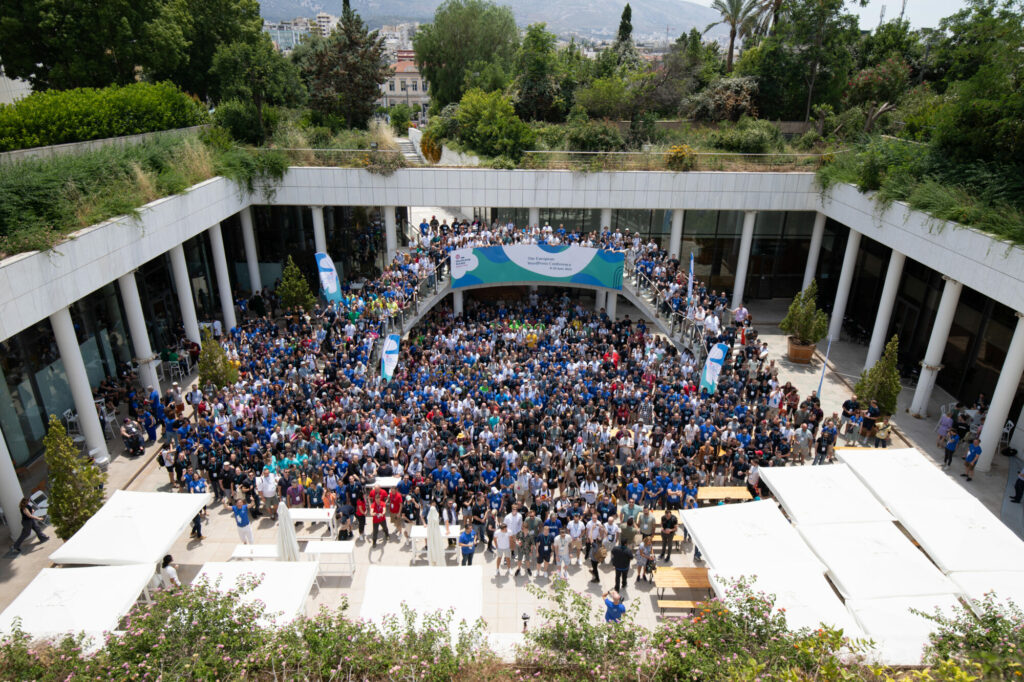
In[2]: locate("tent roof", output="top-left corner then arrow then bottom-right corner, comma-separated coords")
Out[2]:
836,447 -> 967,502
50,490 -> 211,566
798,522 -> 957,600
950,571 -> 1024,616
195,561 -> 316,627
883,496 -> 1024,574
709,567 -> 863,637
0,565 -> 153,648
758,464 -> 894,525
847,595 -> 962,666
680,499 -> 825,574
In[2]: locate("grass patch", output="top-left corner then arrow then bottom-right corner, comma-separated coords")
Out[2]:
817,137 -> 1024,246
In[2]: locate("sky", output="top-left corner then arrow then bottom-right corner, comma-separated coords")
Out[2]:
685,0 -> 971,30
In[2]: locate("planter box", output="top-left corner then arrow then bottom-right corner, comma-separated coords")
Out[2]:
787,337 -> 816,364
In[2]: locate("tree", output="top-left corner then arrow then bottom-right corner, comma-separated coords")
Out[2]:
616,3 -> 633,44
705,0 -> 759,72
574,75 -> 632,120
611,3 -> 641,69
779,280 -> 829,346
278,255 -> 316,311
211,34 -> 305,141
304,4 -> 391,129
197,327 -> 239,391
455,88 -> 535,159
845,57 -> 911,132
42,415 -> 106,540
413,0 -> 519,110
511,24 -> 565,122
0,0 -> 186,90
855,335 -> 902,415
144,0 -> 262,101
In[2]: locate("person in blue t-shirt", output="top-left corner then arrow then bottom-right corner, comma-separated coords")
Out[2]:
458,526 -> 477,566
603,590 -> 626,623
225,499 -> 254,544
962,438 -> 981,481
943,432 -> 961,468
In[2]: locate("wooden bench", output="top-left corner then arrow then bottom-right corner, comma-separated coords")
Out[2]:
657,599 -> 699,616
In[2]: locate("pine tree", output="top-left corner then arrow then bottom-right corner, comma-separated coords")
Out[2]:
277,255 -> 316,311
305,2 -> 391,128
617,3 -> 633,44
197,327 -> 239,391
43,415 -> 107,540
612,3 -> 640,69
855,335 -> 903,416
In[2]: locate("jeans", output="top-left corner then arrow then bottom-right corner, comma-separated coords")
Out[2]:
614,568 -> 628,590
12,519 -> 46,551
461,552 -> 474,566
812,450 -> 827,465
372,519 -> 389,545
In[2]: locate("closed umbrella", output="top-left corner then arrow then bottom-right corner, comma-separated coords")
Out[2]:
276,501 -> 300,562
427,505 -> 445,567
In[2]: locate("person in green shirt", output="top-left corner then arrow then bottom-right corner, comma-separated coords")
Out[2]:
619,500 -> 643,524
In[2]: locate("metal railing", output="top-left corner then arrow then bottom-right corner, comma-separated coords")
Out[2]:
623,259 -> 708,362
520,149 -> 844,173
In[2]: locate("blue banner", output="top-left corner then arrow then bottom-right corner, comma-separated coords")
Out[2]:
380,333 -> 400,382
699,343 -> 730,394
451,245 -> 624,290
315,252 -> 343,305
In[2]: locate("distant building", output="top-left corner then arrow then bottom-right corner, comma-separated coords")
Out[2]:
264,18 -> 311,54
378,61 -> 429,116
315,12 -> 339,37
0,65 -> 31,104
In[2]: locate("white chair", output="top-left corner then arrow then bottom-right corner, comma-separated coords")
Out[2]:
29,490 -> 49,521
63,408 -> 81,436
96,403 -> 117,439
1002,420 -> 1015,446
168,361 -> 184,382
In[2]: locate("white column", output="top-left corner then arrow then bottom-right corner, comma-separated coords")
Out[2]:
50,307 -> 109,464
600,208 -> 612,230
117,272 -> 161,393
669,209 -> 684,259
452,291 -> 464,316
977,314 -> 1024,472
606,292 -> 617,320
240,207 -> 262,292
0,426 -> 26,541
864,251 -> 906,369
384,206 -> 398,262
528,285 -> 538,293
169,244 -> 201,345
803,212 -> 827,290
910,276 -> 963,418
595,290 -> 606,312
208,223 -> 238,332
311,206 -> 327,254
529,207 -> 540,227
826,229 -> 862,341
731,211 -> 756,309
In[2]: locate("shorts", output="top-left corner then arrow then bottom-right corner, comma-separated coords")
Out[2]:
389,512 -> 402,526
537,552 -> 551,564
495,547 -> 511,561
556,552 -> 570,566
264,495 -> 278,509
570,538 -> 582,551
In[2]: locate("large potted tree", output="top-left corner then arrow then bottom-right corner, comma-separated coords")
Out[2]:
780,280 -> 829,364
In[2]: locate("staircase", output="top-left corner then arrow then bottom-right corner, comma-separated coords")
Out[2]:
397,138 -> 422,165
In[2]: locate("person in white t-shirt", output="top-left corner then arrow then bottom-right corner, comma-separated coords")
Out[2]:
494,522 -> 513,575
160,554 -> 181,589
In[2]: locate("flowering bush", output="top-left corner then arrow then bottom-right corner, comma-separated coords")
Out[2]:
916,591 -> 1024,679
666,144 -> 697,171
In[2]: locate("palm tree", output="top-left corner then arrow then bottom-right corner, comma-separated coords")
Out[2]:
705,0 -> 760,72
753,0 -> 787,36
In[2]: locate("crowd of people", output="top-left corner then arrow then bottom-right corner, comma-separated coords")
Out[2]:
106,217 -> 885,591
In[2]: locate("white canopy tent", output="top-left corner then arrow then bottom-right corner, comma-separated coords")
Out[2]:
0,565 -> 154,650
49,490 -> 212,566
836,447 -> 968,503
798,522 -> 957,600
846,595 -> 962,666
194,561 -> 317,627
950,571 -> 1024,615
679,499 -> 825,574
882,496 -> 1024,574
758,464 -> 894,526
709,567 -> 864,637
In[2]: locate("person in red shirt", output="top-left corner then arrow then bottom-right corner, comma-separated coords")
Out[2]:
371,498 -> 389,546
387,488 -> 403,537
369,485 -> 388,506
355,497 -> 367,538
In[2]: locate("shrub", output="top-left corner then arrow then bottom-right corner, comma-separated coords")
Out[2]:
709,116 -> 783,154
42,415 -> 107,540
213,99 -> 263,145
917,591 -> 1024,679
565,120 -> 624,152
666,144 -> 697,171
780,280 -> 829,346
388,103 -> 412,136
420,128 -> 443,163
455,88 -> 535,160
197,327 -> 239,389
794,129 -> 824,151
855,335 -> 902,415
277,255 -> 316,311
488,155 -> 516,169
0,82 -> 207,152
684,77 -> 759,122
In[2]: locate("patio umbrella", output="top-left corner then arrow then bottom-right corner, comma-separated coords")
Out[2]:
426,505 -> 445,567
276,501 -> 300,562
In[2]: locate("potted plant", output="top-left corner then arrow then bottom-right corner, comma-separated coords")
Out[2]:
779,280 -> 829,364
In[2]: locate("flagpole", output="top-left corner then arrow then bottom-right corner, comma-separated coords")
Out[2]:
817,335 -> 833,396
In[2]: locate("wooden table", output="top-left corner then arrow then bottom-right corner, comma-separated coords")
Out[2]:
697,486 -> 753,503
654,566 -> 713,598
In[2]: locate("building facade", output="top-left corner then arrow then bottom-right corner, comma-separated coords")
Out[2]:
1,168 -> 1023,539
378,61 -> 429,115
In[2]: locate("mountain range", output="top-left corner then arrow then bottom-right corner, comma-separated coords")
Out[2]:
259,0 -> 727,41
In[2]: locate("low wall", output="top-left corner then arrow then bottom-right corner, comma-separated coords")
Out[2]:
0,125 -> 210,165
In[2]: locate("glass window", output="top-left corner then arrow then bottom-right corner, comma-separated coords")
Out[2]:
411,81 -> 417,92
400,80 -> 407,91
389,81 -> 395,92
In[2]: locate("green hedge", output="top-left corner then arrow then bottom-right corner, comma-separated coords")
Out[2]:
0,82 -> 208,152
